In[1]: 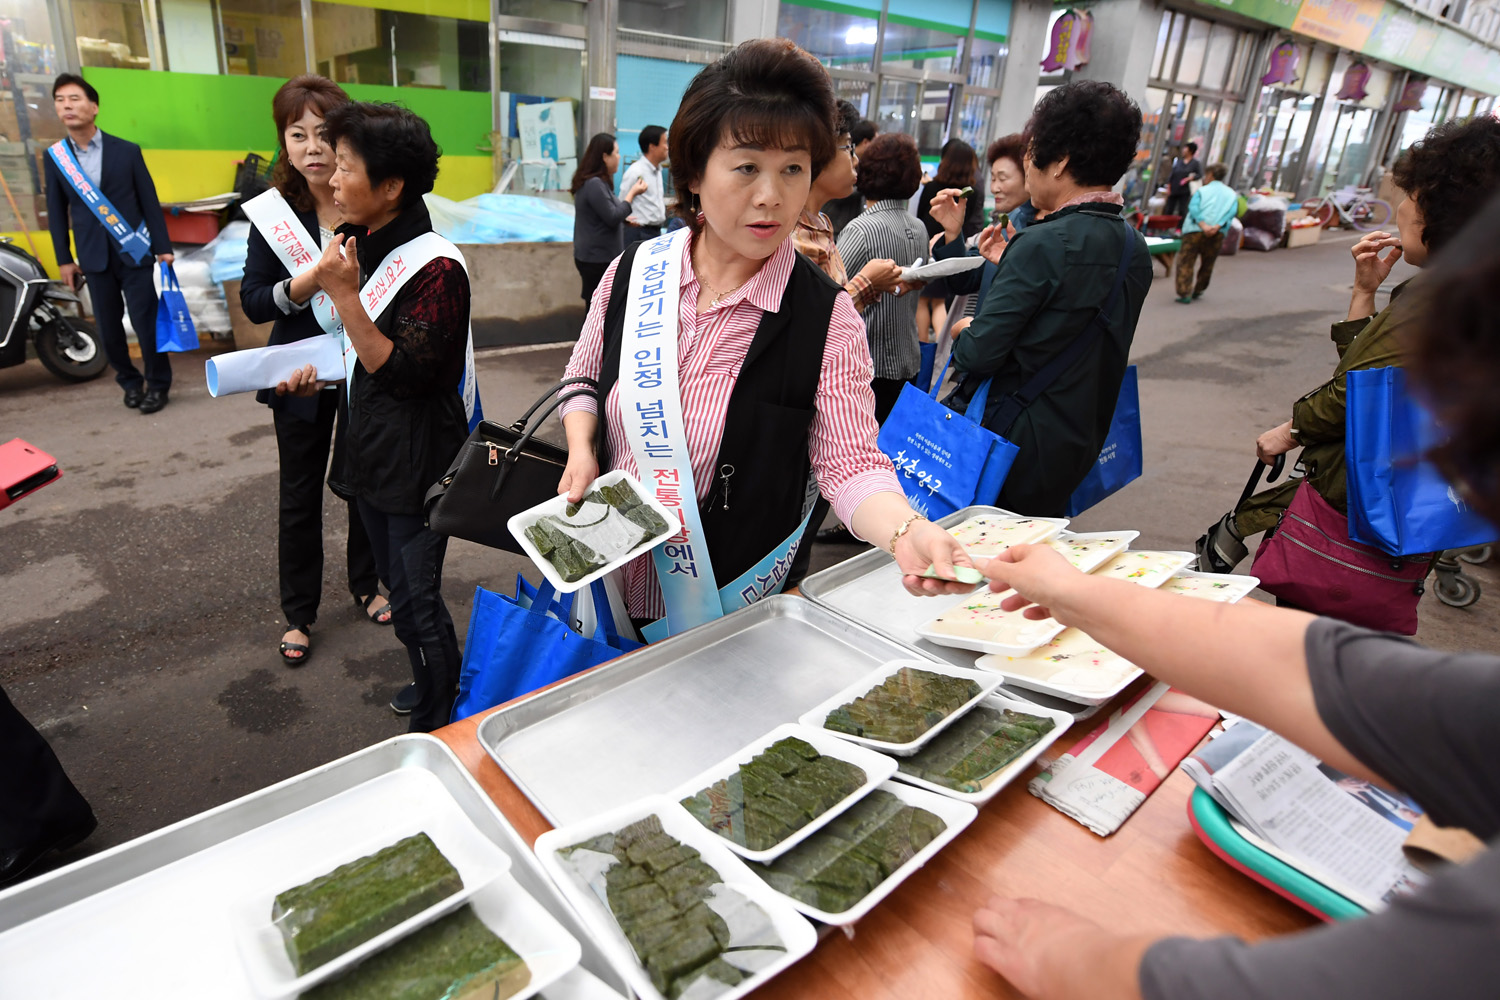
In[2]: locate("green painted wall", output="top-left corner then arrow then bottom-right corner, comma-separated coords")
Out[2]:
81,67 -> 492,155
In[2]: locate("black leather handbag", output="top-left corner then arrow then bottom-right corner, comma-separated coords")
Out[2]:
424,377 -> 598,553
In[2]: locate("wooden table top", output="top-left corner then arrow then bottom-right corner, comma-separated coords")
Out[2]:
433,683 -> 1316,1000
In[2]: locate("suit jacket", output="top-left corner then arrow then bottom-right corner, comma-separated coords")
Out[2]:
44,131 -> 171,273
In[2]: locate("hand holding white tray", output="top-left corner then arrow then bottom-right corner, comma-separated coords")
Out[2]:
899,255 -> 986,282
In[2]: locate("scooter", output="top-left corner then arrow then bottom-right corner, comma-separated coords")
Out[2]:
0,236 -> 108,382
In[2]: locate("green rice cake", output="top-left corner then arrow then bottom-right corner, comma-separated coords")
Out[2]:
897,706 -> 1056,793
272,832 -> 463,976
824,667 -> 982,744
747,790 -> 946,913
301,905 -> 528,1000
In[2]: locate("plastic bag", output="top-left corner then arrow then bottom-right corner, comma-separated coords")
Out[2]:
424,192 -> 575,244
1241,226 -> 1280,252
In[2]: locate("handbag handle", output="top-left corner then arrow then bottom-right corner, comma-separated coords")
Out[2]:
485,387 -> 598,504
512,377 -> 599,431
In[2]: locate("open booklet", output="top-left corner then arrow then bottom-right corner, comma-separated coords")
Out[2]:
1182,722 -> 1428,911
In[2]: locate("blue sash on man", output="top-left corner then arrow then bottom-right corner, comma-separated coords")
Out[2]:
47,139 -> 153,265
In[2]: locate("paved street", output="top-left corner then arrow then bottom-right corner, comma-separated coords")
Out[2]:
2,233 -> 1496,878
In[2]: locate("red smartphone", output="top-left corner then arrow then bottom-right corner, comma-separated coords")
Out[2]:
1,439 -> 62,510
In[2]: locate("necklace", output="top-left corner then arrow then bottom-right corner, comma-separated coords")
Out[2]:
693,250 -> 749,308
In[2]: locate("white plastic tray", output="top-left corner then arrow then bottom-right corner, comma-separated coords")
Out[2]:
976,630 -> 1142,706
254,871 -> 584,1000
508,470 -> 677,594
749,780 -> 977,925
1089,549 -> 1196,588
889,693 -> 1075,804
946,512 -> 1069,558
232,801 -> 513,997
914,588 -> 1066,657
535,796 -> 818,1000
797,659 -> 1004,757
1044,530 -> 1139,572
1161,569 -> 1261,602
670,723 -> 898,863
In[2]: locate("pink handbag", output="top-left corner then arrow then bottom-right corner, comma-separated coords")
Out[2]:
1252,480 -> 1431,634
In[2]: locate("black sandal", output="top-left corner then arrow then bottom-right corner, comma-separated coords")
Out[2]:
279,624 -> 312,666
356,593 -> 394,626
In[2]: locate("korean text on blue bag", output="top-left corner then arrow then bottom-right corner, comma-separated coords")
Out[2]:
1345,366 -> 1498,556
1064,365 -> 1143,516
155,262 -> 199,353
451,576 -> 641,723
877,353 -> 1018,520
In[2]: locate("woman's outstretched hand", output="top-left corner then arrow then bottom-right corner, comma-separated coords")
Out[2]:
980,543 -> 1089,624
895,519 -> 979,596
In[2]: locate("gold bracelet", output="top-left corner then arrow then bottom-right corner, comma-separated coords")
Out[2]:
889,513 -> 928,554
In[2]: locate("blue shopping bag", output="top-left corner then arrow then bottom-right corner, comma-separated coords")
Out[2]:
154,263 -> 199,353
1345,366 -> 1498,556
914,341 -> 937,393
877,354 -> 1018,520
1064,366 -> 1143,516
451,576 -> 641,722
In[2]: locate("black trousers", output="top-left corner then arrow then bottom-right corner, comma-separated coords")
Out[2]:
625,225 -> 662,246
357,500 -> 462,734
273,392 -> 378,626
0,685 -> 94,854
576,257 -> 611,305
1163,191 -> 1192,220
871,376 -> 908,425
84,254 -> 171,392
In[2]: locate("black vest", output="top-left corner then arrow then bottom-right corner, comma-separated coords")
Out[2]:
598,239 -> 841,587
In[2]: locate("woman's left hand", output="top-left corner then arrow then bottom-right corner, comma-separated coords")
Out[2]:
895,519 -> 978,596
276,363 -> 326,398
314,234 -> 360,301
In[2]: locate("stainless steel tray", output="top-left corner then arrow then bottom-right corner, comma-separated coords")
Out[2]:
799,504 -> 1105,720
0,734 -> 629,1000
478,594 -> 939,827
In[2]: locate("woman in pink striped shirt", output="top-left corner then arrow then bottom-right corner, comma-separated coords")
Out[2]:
556,38 -> 973,624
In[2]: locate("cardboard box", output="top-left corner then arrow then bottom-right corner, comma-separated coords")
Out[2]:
1285,223 -> 1322,248
222,279 -> 273,349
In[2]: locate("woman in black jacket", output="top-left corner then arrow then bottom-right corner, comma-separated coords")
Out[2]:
283,102 -> 473,733
240,75 -> 389,668
914,139 -> 983,344
571,133 -> 648,304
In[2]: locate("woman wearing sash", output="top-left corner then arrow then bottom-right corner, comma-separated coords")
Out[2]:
557,39 -> 974,637
284,102 -> 471,732
239,76 -> 389,667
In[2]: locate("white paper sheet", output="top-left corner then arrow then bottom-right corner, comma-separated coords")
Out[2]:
1212,731 -> 1425,907
205,336 -> 345,397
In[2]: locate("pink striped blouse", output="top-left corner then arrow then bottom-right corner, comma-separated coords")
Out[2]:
560,232 -> 903,618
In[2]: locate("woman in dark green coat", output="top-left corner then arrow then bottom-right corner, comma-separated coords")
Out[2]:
929,81 -> 1152,516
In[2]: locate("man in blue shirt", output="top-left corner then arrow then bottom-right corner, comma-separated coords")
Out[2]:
1175,163 -> 1238,304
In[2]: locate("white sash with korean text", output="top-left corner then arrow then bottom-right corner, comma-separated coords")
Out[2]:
241,188 -> 343,338
352,231 -> 482,431
619,228 -> 813,641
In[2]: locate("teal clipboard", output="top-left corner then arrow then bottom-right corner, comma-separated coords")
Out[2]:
1188,787 -> 1367,923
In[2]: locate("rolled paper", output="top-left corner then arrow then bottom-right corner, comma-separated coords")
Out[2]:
205,335 -> 345,397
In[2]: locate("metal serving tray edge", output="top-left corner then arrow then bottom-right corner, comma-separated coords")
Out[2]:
0,733 -> 630,1000
799,505 -> 1105,720
478,594 -> 942,828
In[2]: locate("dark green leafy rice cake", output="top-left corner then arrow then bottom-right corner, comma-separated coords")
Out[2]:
302,906 -> 530,1000
272,832 -> 463,975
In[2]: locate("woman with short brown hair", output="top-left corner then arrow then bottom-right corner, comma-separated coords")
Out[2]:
557,38 -> 972,638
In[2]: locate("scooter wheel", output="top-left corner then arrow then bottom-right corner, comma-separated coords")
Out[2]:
36,316 -> 109,382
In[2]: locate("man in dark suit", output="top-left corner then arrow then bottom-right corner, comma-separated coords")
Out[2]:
44,74 -> 175,413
